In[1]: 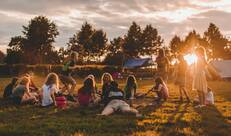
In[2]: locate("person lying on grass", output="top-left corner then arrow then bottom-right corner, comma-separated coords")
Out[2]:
41,73 -> 61,107
100,73 -> 114,106
3,77 -> 18,98
99,81 -> 142,117
12,77 -> 38,105
77,77 -> 97,107
145,77 -> 169,102
124,75 -> 137,106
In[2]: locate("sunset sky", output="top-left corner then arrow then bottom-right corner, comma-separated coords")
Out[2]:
1,0 -> 231,52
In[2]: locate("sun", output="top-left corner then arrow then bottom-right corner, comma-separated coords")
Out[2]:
184,54 -> 197,65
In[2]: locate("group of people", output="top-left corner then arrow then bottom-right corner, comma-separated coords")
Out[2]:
2,46 -> 215,118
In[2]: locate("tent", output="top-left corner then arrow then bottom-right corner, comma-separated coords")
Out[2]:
210,60 -> 231,79
123,58 -> 155,68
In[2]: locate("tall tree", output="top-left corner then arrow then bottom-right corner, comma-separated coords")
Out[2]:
67,22 -> 94,62
108,37 -> 124,55
5,16 -> 59,64
169,35 -> 183,55
183,30 -> 201,53
22,16 -> 59,64
204,23 -> 229,59
89,29 -> 108,60
141,24 -> 163,56
123,22 -> 142,58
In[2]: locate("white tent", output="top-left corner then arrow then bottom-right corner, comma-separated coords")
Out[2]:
210,60 -> 231,79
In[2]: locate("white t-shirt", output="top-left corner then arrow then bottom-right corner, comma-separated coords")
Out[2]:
41,84 -> 58,106
206,91 -> 214,105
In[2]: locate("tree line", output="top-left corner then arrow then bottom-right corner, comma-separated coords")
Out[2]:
0,15 -> 230,65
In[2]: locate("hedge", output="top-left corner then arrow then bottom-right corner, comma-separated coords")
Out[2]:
0,64 -> 121,78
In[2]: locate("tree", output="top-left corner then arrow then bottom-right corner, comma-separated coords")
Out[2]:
67,22 -> 94,62
204,23 -> 229,59
6,16 -> 59,64
169,35 -> 183,55
67,22 -> 108,63
123,22 -> 142,58
5,49 -> 23,64
108,37 -> 124,55
0,50 -> 5,63
183,30 -> 201,53
89,29 -> 108,60
22,16 -> 59,64
104,37 -> 124,65
141,24 -> 163,56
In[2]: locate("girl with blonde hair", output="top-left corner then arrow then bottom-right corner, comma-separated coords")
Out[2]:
101,73 -> 114,105
193,46 -> 208,108
12,77 -> 37,104
41,73 -> 60,107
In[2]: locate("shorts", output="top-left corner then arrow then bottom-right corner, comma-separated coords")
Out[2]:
59,75 -> 76,85
105,99 -> 131,111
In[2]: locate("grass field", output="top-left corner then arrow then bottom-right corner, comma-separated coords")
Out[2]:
0,75 -> 231,136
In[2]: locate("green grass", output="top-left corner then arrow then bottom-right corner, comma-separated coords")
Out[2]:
0,75 -> 231,136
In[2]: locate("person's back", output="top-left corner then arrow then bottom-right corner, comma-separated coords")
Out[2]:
42,84 -> 56,106
3,77 -> 18,98
77,78 -> 95,106
12,84 -> 27,104
78,88 -> 92,106
3,83 -> 14,98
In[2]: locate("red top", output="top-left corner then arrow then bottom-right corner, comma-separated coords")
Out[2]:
78,90 -> 92,106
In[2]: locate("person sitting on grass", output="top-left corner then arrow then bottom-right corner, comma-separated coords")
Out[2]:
101,73 -> 114,105
124,75 -> 137,106
146,77 -> 169,102
87,74 -> 100,95
174,54 -> 190,102
41,73 -> 60,107
3,77 -> 18,98
77,77 -> 96,107
25,72 -> 39,93
99,81 -> 142,117
12,77 -> 38,105
59,52 -> 78,102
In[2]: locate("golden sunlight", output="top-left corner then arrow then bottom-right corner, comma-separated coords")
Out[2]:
184,54 -> 197,65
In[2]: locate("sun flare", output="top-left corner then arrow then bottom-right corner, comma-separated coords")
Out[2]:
184,54 -> 197,65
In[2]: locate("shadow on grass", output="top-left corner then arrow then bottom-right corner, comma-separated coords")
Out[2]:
193,105 -> 231,135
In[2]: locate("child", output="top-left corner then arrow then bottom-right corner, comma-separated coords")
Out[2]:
12,77 -> 37,104
77,77 -> 96,106
25,72 -> 39,93
41,73 -> 60,107
146,77 -> 169,102
124,75 -> 137,106
99,81 -> 141,117
206,87 -> 214,105
3,77 -> 18,98
175,54 -> 190,102
193,47 -> 208,108
59,52 -> 78,102
87,74 -> 99,94
101,73 -> 114,105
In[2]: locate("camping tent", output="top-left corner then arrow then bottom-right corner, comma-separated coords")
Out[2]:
123,58 -> 155,68
210,60 -> 231,79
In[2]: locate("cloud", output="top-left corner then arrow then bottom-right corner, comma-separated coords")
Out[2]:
0,0 -> 231,53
